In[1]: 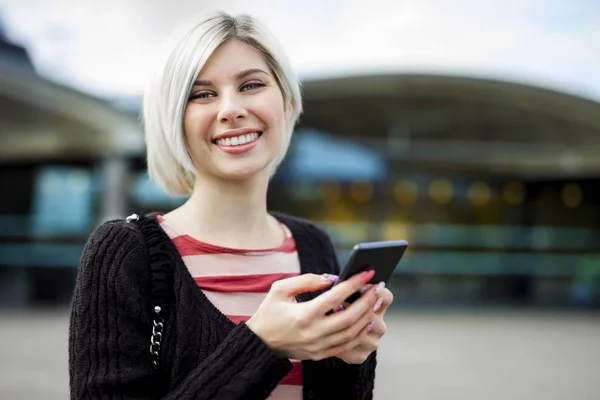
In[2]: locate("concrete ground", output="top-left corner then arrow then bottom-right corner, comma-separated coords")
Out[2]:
1,309 -> 599,399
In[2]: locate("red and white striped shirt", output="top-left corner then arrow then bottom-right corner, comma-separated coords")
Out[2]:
157,215 -> 303,399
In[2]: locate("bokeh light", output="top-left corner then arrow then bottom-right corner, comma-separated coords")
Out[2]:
393,180 -> 419,206
429,179 -> 453,205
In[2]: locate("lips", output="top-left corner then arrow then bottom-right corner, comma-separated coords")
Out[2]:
214,132 -> 262,147
211,127 -> 263,143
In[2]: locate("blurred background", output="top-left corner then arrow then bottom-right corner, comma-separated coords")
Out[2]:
0,0 -> 599,399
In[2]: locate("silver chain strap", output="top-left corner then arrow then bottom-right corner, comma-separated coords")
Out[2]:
150,306 -> 164,369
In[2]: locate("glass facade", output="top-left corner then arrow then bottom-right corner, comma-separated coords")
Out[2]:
1,128 -> 598,308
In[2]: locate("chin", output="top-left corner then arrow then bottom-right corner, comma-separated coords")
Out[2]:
216,159 -> 274,181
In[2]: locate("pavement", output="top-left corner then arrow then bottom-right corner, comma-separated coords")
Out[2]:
1,309 -> 599,399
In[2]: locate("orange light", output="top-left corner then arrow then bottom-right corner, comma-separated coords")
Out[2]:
429,179 -> 453,205
562,183 -> 582,208
393,180 -> 418,205
382,223 -> 409,241
502,181 -> 526,206
319,182 -> 342,205
349,181 -> 373,204
468,181 -> 491,207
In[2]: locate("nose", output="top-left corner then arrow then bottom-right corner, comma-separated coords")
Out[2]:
217,92 -> 248,123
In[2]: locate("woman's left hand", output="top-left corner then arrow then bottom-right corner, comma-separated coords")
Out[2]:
333,284 -> 394,364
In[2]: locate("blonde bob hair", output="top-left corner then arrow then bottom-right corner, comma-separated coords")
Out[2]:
142,11 -> 303,196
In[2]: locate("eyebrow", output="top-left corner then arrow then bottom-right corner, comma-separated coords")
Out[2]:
193,68 -> 269,87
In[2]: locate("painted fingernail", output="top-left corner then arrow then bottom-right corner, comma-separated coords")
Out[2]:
367,321 -> 375,333
321,274 -> 339,283
362,270 -> 375,284
333,303 -> 345,312
373,297 -> 383,312
375,282 -> 386,297
359,286 -> 370,294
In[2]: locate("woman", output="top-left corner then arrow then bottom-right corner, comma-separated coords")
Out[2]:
69,11 -> 393,400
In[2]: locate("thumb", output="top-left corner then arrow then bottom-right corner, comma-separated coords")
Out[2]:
270,273 -> 339,299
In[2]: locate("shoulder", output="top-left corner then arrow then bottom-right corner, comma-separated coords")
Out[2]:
82,218 -> 146,261
78,218 -> 149,286
72,217 -> 152,333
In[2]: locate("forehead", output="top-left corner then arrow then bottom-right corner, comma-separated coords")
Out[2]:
198,39 -> 270,79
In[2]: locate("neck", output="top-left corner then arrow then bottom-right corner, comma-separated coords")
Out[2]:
169,172 -> 281,248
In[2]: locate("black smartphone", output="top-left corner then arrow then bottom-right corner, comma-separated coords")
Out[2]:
336,240 -> 408,304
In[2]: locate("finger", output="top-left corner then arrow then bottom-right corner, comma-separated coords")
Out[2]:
331,284 -> 372,313
374,288 -> 393,315
358,284 -> 374,295
332,302 -> 351,313
353,334 -> 380,353
347,330 -> 381,355
335,284 -> 387,315
310,270 -> 375,314
366,315 -> 386,337
322,319 -> 373,358
270,273 -> 339,299
324,284 -> 380,334
322,304 -> 375,348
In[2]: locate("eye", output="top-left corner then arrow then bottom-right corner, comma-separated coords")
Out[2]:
241,82 -> 266,92
189,91 -> 215,100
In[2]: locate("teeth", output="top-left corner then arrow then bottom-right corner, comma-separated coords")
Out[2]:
216,132 -> 260,147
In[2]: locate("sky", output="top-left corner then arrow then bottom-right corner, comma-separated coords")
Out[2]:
1,0 -> 599,101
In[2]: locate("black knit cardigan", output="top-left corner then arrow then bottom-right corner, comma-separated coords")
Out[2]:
68,212 -> 377,399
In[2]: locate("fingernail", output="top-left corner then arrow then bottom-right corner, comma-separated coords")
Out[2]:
375,282 -> 386,297
321,274 -> 339,283
359,286 -> 369,294
361,270 -> 375,284
367,321 -> 375,333
373,297 -> 383,312
333,303 -> 345,312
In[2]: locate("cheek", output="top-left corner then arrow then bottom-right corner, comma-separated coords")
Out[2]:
183,106 -> 212,142
257,93 -> 287,136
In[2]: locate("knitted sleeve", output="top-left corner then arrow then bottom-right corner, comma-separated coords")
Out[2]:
311,223 -> 378,400
68,221 -> 293,400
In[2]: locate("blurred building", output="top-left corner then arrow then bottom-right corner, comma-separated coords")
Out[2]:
0,28 -> 143,305
1,30 -> 599,308
288,76 -> 600,308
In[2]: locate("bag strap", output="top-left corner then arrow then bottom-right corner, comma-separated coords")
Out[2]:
125,212 -> 172,370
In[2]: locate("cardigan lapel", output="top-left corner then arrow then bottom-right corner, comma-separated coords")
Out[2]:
272,212 -> 332,304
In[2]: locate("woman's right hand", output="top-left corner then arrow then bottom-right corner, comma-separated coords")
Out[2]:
246,270 -> 381,361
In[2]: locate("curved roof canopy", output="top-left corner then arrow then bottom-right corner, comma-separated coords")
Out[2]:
298,74 -> 600,178
0,36 -> 142,162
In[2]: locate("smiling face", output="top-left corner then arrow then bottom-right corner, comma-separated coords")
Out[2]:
183,39 -> 289,182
